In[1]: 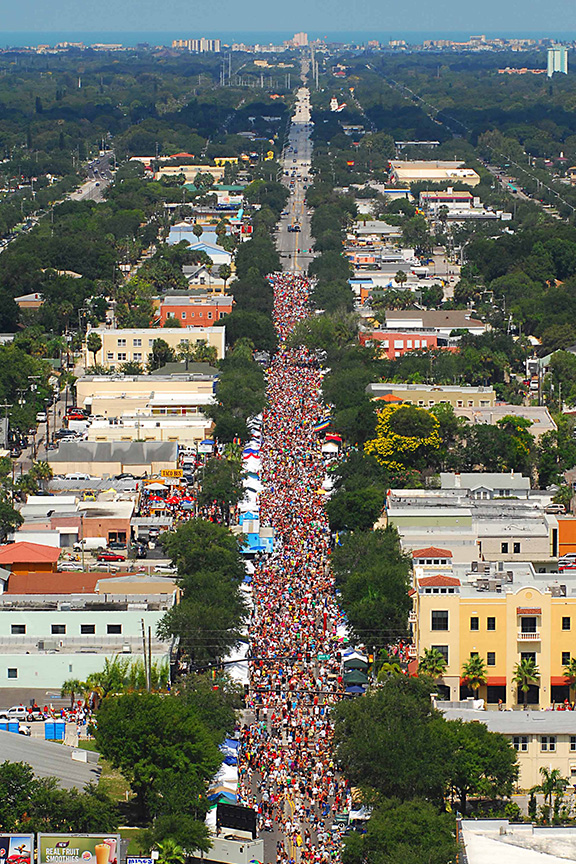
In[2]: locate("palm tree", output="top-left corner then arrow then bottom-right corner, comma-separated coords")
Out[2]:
564,657 -> 576,701
462,655 -> 488,698
61,678 -> 85,709
155,840 -> 185,864
377,659 -> 402,683
418,647 -> 447,679
513,657 -> 540,708
395,269 -> 408,288
538,766 -> 567,823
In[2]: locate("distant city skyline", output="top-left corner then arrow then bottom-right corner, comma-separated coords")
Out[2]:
3,0 -> 576,35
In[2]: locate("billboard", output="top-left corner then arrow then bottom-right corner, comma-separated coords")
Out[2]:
38,836 -> 120,864
0,835 -> 33,864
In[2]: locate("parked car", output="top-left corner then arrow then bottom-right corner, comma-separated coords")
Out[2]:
97,551 -> 126,562
154,564 -> 177,575
36,412 -> 47,423
107,541 -> 127,551
59,562 -> 84,571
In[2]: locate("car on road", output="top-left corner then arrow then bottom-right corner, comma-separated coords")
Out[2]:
97,551 -> 126,562
36,412 -> 47,423
154,564 -> 177,575
59,562 -> 84,571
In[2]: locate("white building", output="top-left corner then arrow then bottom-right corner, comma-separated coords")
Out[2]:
548,45 -> 568,77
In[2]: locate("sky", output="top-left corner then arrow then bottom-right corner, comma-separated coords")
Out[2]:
2,0 -> 575,34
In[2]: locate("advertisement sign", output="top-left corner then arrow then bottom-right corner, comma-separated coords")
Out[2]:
0,835 -> 33,864
160,469 -> 183,479
38,836 -> 120,864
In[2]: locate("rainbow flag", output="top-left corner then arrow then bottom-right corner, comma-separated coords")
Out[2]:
314,418 -> 331,432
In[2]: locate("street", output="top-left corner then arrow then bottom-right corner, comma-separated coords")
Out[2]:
276,88 -> 314,274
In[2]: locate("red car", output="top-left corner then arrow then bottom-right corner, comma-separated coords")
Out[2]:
97,551 -> 126,562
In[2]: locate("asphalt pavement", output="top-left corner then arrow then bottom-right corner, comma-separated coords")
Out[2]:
276,88 -> 315,274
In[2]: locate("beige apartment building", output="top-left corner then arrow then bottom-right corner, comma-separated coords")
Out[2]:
440,706 -> 576,790
367,382 -> 496,409
84,326 -> 225,370
76,368 -> 217,420
156,164 -> 226,183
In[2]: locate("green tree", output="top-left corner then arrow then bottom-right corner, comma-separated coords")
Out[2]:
219,263 -> 232,289
197,457 -> 245,524
418,648 -> 447,679
395,269 -> 408,287
461,655 -> 488,698
61,678 -> 84,709
86,331 -> 102,366
446,719 -> 519,815
331,526 -> 411,648
333,676 -> 452,803
342,798 -> 457,864
148,338 -> 176,372
537,766 -> 567,824
157,520 -> 247,667
93,693 -> 220,846
513,657 -> 540,707
155,840 -> 186,864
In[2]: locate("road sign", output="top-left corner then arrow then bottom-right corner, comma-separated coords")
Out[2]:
317,653 -> 330,661
160,469 -> 183,479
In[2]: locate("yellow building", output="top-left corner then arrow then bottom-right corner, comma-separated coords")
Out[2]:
83,326 -> 225,370
412,549 -> 576,709
156,164 -> 225,183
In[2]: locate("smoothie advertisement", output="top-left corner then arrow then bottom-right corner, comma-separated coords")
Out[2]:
38,836 -> 120,864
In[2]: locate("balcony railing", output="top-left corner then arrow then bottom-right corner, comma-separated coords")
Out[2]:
518,631 -> 541,641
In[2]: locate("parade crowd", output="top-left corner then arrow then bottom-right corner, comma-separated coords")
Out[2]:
238,273 -> 349,864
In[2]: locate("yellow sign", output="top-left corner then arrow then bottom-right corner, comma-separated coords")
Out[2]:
160,469 -> 183,479
265,150 -> 275,161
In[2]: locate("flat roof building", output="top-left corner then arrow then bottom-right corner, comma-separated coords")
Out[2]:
389,160 -> 481,187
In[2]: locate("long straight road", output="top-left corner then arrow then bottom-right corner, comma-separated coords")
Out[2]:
276,88 -> 314,274
238,89 -> 347,864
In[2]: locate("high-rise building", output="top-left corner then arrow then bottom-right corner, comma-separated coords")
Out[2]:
172,38 -> 221,53
547,45 -> 568,77
292,32 -> 308,47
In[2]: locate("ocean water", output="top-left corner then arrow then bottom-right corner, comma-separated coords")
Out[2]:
1,30 -> 576,49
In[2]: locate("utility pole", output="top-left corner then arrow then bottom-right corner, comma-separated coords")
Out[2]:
141,618 -> 149,690
148,625 -> 152,691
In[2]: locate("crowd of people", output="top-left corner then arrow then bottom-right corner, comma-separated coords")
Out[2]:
238,273 -> 349,864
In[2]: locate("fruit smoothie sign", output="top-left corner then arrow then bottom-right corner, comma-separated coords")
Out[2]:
38,837 -> 120,864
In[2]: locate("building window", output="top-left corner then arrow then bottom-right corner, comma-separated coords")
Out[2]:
208,311 -> 213,319
470,616 -> 479,631
431,645 -> 449,664
7,668 -> 17,679
117,353 -> 127,361
487,617 -> 496,631
563,617 -> 571,631
501,542 -> 509,554
10,624 -> 25,635
117,338 -> 126,347
513,542 -> 521,554
133,339 -> 142,347
521,617 -> 537,634
431,610 -> 449,631
521,651 -> 536,663
51,624 -> 66,635
563,652 -> 571,666
571,736 -> 576,752
541,736 -> 556,752
487,652 -> 496,666
513,736 -> 528,752
80,624 -> 96,635
107,624 -> 122,634
107,352 -> 114,360
134,353 -> 142,361
181,312 -> 186,319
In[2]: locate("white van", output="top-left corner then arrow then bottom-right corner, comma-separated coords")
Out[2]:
65,472 -> 91,481
73,537 -> 107,552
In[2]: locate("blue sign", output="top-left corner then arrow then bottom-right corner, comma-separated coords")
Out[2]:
127,858 -> 153,864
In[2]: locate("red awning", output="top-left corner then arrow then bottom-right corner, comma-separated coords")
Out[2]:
487,677 -> 507,686
551,676 -> 569,686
